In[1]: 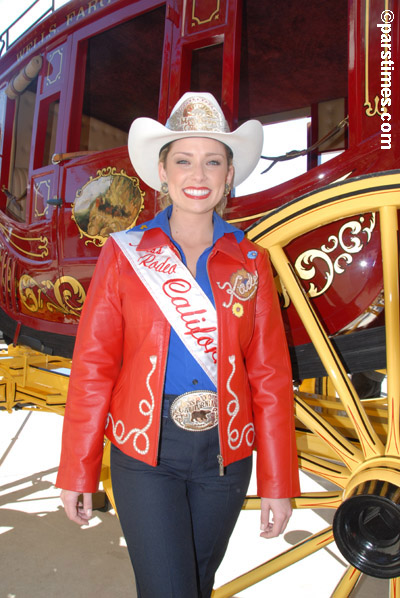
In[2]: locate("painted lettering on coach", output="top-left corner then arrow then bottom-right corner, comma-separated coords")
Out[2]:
17,0 -> 115,61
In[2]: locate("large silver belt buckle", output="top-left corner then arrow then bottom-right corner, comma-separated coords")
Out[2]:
170,391 -> 218,432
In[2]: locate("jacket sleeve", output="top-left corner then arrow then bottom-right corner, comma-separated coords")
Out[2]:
56,239 -> 124,492
245,248 -> 300,499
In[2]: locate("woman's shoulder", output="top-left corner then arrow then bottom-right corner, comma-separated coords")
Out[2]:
237,234 -> 269,261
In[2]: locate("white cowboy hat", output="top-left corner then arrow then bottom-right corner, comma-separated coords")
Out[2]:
128,92 -> 263,191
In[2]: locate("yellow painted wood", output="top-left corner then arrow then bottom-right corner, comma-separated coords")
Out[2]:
101,440 -> 117,513
243,492 -> 342,511
211,527 -> 334,598
390,577 -> 400,597
298,451 -> 349,488
0,345 -> 70,412
380,206 -> 400,456
247,174 -> 400,247
272,244 -> 384,461
331,566 -> 362,597
295,392 -> 364,469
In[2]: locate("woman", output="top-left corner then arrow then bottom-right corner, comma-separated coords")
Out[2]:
57,92 -> 300,598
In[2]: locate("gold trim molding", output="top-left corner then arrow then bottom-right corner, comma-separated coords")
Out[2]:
46,47 -> 64,86
0,222 -> 49,258
192,0 -> 221,26
72,167 -> 145,247
34,179 -> 50,218
364,0 -> 389,117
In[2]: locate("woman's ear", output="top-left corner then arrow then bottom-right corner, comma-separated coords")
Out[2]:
226,164 -> 234,187
158,161 -> 167,183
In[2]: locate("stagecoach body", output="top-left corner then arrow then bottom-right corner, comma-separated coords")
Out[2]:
1,1 -> 400,596
0,0 -> 397,355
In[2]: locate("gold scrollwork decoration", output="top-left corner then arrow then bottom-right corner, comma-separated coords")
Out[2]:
364,96 -> 383,118
0,222 -> 49,258
279,214 -> 376,307
72,167 -> 145,247
19,274 -> 86,317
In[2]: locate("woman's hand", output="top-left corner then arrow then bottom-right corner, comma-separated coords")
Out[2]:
260,497 -> 292,539
60,489 -> 93,525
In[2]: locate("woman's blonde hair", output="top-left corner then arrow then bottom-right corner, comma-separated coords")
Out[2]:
158,142 -> 233,217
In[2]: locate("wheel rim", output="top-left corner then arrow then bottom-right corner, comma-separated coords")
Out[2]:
212,171 -> 400,597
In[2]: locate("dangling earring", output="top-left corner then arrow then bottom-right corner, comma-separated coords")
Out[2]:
161,182 -> 169,194
224,183 -> 231,197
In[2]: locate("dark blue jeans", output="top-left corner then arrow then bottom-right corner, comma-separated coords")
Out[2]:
110,405 -> 252,598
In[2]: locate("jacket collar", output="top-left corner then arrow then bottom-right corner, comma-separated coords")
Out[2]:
136,227 -> 173,252
130,207 -> 246,263
134,227 -> 246,264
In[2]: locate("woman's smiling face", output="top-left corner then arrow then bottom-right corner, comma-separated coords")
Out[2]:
158,137 -> 234,216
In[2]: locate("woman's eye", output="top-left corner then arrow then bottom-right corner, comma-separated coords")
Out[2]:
176,159 -> 189,164
208,160 -> 221,166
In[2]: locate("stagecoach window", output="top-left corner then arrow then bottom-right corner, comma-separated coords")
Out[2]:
236,115 -> 311,197
190,44 -> 223,103
235,0 -> 347,195
0,86 -> 6,175
6,79 -> 37,221
42,99 -> 60,166
77,8 -> 165,153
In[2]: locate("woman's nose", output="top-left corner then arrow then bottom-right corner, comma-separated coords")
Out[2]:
192,162 -> 206,181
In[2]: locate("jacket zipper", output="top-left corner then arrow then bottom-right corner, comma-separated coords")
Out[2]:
217,454 -> 224,476
155,322 -> 171,463
207,250 -> 225,477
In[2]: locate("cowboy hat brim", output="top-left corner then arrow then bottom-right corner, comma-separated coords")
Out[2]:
128,117 -> 264,191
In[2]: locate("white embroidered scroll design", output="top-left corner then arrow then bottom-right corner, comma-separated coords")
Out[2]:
106,355 -> 157,455
217,270 -> 258,308
226,355 -> 255,450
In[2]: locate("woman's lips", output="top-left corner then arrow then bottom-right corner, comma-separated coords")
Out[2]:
183,187 -> 211,199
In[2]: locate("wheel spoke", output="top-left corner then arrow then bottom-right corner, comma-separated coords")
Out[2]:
101,440 -> 117,512
295,393 -> 363,470
243,491 -> 343,510
211,527 -> 334,598
270,244 -> 384,459
239,174 -> 400,594
380,206 -> 400,456
298,451 -> 349,487
331,566 -> 362,597
390,577 -> 400,597
293,492 -> 342,510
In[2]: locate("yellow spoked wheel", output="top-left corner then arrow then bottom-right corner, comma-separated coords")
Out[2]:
211,171 -> 400,597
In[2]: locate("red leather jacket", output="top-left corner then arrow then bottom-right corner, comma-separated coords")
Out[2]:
56,227 -> 300,498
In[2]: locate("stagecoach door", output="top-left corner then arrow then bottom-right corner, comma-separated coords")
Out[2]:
161,0 -> 243,129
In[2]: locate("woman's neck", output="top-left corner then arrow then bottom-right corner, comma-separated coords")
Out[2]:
169,207 -> 214,248
168,207 -> 215,277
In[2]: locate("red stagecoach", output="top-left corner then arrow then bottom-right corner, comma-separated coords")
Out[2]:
0,1 -> 399,595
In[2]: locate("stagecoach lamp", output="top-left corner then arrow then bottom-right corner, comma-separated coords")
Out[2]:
333,480 -> 400,578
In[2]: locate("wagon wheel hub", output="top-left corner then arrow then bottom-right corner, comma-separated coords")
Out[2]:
333,481 -> 400,578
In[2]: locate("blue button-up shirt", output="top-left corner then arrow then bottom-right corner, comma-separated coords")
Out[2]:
136,206 -> 244,394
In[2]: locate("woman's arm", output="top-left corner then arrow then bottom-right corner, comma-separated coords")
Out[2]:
56,239 -> 124,494
245,248 -> 300,499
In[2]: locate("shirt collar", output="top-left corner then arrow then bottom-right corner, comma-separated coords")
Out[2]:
136,205 -> 244,245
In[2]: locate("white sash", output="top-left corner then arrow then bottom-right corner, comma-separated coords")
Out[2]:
111,231 -> 218,386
